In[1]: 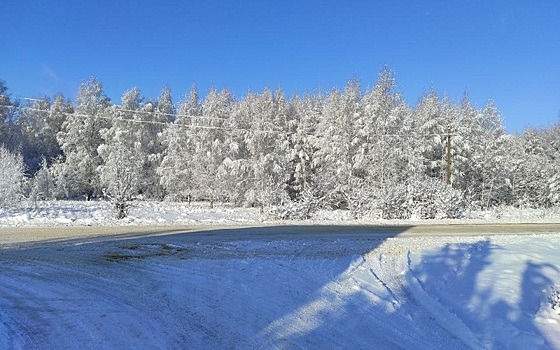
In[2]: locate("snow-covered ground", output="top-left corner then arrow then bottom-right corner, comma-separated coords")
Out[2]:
0,200 -> 262,227
1,200 -> 560,227
1,201 -> 560,349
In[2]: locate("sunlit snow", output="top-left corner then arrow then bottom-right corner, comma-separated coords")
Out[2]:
0,203 -> 559,349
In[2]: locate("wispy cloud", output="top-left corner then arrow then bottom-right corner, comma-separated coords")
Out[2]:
42,64 -> 62,84
37,64 -> 66,96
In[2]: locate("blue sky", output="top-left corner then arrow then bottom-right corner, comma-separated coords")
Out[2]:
1,0 -> 559,133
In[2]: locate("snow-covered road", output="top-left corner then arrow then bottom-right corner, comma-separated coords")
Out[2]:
1,225 -> 559,349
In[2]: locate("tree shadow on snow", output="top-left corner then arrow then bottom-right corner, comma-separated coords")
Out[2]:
0,225 -> 416,348
2,226 -> 558,349
261,237 -> 560,349
263,240 -> 492,349
406,240 -> 559,349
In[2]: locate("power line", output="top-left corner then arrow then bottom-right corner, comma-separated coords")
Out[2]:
0,103 -> 284,134
0,101 -> 455,138
1,94 -> 226,122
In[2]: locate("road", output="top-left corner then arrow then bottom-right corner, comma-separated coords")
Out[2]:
0,223 -> 559,349
1,223 -> 559,247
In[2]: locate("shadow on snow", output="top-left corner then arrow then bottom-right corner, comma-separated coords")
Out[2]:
0,225 -> 558,349
409,240 -> 559,349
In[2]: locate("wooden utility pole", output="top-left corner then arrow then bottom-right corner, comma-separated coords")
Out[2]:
446,126 -> 452,185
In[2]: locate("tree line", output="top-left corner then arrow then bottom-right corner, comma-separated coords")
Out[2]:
0,69 -> 558,219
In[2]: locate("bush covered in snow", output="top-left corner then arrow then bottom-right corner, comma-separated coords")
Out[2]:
381,176 -> 465,219
0,147 -> 27,207
267,186 -> 319,220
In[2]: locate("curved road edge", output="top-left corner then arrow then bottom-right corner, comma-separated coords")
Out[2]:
0,223 -> 559,247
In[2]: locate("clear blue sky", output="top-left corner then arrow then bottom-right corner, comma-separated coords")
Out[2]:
1,1 -> 559,133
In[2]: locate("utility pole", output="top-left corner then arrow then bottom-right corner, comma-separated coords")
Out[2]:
446,126 -> 452,185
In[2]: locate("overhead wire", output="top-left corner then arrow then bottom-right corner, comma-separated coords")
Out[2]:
0,103 -> 285,134
0,95 -> 455,137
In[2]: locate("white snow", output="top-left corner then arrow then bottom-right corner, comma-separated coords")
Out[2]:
1,200 -> 560,228
0,200 -> 264,227
0,201 -> 560,348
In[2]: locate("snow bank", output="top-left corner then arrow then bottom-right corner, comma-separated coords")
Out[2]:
0,200 -> 263,227
1,200 -> 559,228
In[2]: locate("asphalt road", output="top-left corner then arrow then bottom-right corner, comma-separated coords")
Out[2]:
1,223 -> 559,247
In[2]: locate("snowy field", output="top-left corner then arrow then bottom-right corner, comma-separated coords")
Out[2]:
0,202 -> 560,349
1,200 -> 560,227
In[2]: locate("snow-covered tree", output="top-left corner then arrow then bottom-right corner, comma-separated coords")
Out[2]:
31,158 -> 55,200
193,87 -> 233,206
0,80 -> 9,128
57,78 -> 110,199
244,88 -> 292,209
412,90 -> 447,180
0,80 -> 11,143
0,146 -> 26,207
98,132 -> 140,218
135,87 -> 175,199
314,81 -> 362,211
158,86 -> 200,201
445,96 -> 510,208
181,83 -> 202,117
97,88 -> 145,218
18,97 -> 51,173
0,80 -> 22,152
359,69 -> 414,217
507,125 -> 560,208
218,92 -> 259,205
18,94 -> 71,174
43,156 -> 70,199
475,101 -> 511,208
286,93 -> 321,201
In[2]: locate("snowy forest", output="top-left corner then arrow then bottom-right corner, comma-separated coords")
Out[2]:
1,69 -> 559,219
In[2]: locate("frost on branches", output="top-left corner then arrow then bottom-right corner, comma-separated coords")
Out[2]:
97,88 -> 144,219
57,78 -> 110,200
1,69 -> 559,220
0,147 -> 26,207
